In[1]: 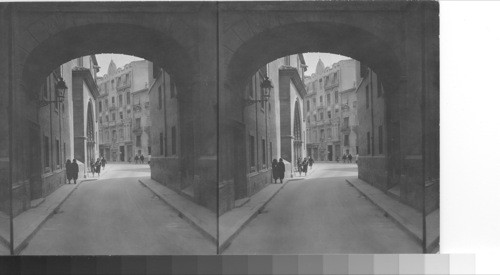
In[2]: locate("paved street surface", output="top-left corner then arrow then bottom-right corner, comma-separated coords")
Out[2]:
21,163 -> 215,255
224,162 -> 421,254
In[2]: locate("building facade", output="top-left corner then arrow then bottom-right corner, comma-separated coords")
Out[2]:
219,54 -> 307,214
304,59 -> 360,161
97,60 -> 153,162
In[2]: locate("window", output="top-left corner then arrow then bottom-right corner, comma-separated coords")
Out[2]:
112,113 -> 115,121
135,118 -> 141,127
367,132 -> 371,154
366,86 -> 370,109
320,112 -> 324,120
112,130 -> 116,141
125,73 -> 129,84
111,79 -> 115,89
327,111 -> 331,119
325,76 -> 329,88
119,112 -> 123,120
249,135 -> 255,168
119,95 -> 123,107
170,76 -> 176,98
99,101 -> 102,113
327,94 -> 331,106
320,96 -> 323,103
344,134 -> 349,146
127,92 -> 131,105
335,91 -> 338,103
262,139 -> 266,165
327,128 -> 332,138
158,86 -> 163,109
112,97 -> 115,104
343,117 -> 349,127
334,72 -> 338,83
307,100 -> 310,111
55,139 -> 60,166
378,125 -> 383,154
119,129 -> 124,140
148,146 -> 151,155
117,77 -> 121,87
136,135 -> 141,147
105,99 -> 108,109
171,126 -> 177,155
320,129 -> 325,141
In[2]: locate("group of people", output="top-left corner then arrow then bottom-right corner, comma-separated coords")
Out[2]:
89,156 -> 106,177
131,154 -> 145,164
296,156 -> 314,177
271,156 -> 315,183
65,156 -> 107,184
335,153 -> 359,164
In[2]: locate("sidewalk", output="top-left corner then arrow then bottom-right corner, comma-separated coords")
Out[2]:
345,177 -> 439,252
138,178 -> 217,244
219,164 -> 318,252
0,177 -> 97,254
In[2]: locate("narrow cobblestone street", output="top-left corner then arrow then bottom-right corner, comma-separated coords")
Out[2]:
223,162 -> 421,254
21,164 -> 215,255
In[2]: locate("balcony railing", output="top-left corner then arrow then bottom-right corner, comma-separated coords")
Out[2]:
133,126 -> 143,134
341,124 -> 351,133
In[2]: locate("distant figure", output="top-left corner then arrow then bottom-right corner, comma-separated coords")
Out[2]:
342,154 -> 347,163
308,156 -> 314,167
347,153 -> 353,163
302,159 -> 309,176
65,159 -> 72,184
134,154 -> 139,164
355,153 -> 359,164
90,159 -> 95,177
101,156 -> 106,170
140,154 -> 145,164
94,158 -> 101,177
272,159 -> 279,183
277,158 -> 286,183
71,159 -> 79,184
336,155 -> 340,163
296,157 -> 302,176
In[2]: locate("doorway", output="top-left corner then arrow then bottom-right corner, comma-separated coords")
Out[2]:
328,145 -> 333,161
120,146 -> 125,161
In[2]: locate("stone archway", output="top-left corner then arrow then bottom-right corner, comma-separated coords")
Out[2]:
218,1 -> 439,214
1,3 -> 219,219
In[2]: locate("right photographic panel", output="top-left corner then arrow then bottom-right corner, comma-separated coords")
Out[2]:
217,1 -> 439,254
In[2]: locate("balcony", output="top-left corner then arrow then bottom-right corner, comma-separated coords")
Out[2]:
116,81 -> 131,91
341,124 -> 351,133
133,126 -> 143,134
133,103 -> 142,112
109,104 -> 117,111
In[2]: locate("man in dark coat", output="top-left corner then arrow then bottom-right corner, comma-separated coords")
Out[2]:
277,158 -> 286,183
308,156 -> 314,167
71,159 -> 79,184
272,159 -> 279,183
140,154 -> 145,164
65,159 -> 72,184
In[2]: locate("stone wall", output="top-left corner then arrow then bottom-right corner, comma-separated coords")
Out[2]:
358,156 -> 387,191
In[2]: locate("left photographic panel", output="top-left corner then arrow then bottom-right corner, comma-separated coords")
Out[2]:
0,2 -> 218,255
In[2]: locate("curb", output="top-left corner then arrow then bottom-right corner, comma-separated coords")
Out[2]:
345,179 -> 429,249
14,178 -> 96,255
138,179 -> 217,245
219,176 -> 295,253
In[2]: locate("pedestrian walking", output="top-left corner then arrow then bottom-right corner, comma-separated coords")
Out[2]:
342,153 -> 347,163
347,153 -> 353,163
90,159 -> 95,177
101,156 -> 106,170
134,154 -> 139,164
336,155 -> 340,163
140,154 -> 145,164
94,158 -> 101,177
65,159 -> 72,184
277,158 -> 286,183
296,157 -> 302,176
308,156 -> 314,167
302,159 -> 309,176
71,159 -> 79,184
272,159 -> 279,183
